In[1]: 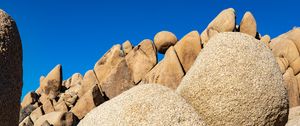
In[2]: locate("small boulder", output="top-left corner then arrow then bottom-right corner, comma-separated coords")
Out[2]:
201,8 -> 236,45
77,70 -> 99,98
19,104 -> 37,123
78,84 -> 205,126
260,35 -> 271,47
125,39 -> 157,84
174,31 -> 201,72
154,31 -> 177,54
54,101 -> 68,112
239,11 -> 257,37
94,44 -> 124,84
40,64 -> 62,99
71,84 -> 106,119
142,46 -> 184,89
21,92 -> 39,109
42,99 -> 55,114
177,32 -> 288,125
283,68 -> 300,107
122,40 -> 133,55
19,116 -> 33,126
34,112 -> 78,126
29,106 -> 43,123
100,58 -> 135,98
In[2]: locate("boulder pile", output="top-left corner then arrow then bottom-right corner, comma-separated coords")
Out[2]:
12,8 -> 300,126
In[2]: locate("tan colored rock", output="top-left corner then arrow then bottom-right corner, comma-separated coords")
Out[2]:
71,84 -> 106,119
42,99 -> 55,114
177,32 -> 288,125
68,73 -> 83,88
58,93 -> 78,108
239,11 -> 257,37
289,106 -> 300,120
19,104 -> 37,123
40,64 -> 62,99
125,39 -> 157,84
78,84 -> 205,126
271,38 -> 299,73
78,70 -> 99,98
283,68 -> 300,107
100,58 -> 135,98
29,106 -> 43,123
19,116 -> 33,126
21,92 -> 39,109
36,76 -> 45,95
40,121 -> 51,126
34,112 -> 78,126
201,8 -> 236,45
0,9 -> 23,126
122,40 -> 133,55
154,31 -> 177,54
261,35 -> 271,46
174,31 -> 201,72
142,46 -> 184,89
94,44 -> 124,83
54,101 -> 68,112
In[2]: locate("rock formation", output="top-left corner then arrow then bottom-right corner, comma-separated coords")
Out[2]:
16,8 -> 300,126
0,9 -> 23,126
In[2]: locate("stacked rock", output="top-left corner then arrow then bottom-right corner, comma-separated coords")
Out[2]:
269,28 -> 300,108
19,65 -> 108,125
16,8 -> 300,126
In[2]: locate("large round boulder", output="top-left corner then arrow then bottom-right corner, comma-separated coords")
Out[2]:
78,84 -> 205,126
154,31 -> 177,54
177,32 -> 289,126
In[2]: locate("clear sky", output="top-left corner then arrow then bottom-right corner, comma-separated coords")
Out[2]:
0,0 -> 299,99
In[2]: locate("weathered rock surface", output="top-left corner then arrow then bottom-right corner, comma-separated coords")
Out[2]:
125,39 -> 157,84
40,64 -> 62,99
78,84 -> 206,126
177,32 -> 288,125
19,116 -> 33,126
283,68 -> 300,107
94,44 -> 124,83
201,8 -> 236,45
71,84 -> 106,119
174,30 -> 201,72
29,106 -> 43,123
122,40 -> 133,55
270,28 -> 300,108
261,34 -> 271,47
286,106 -> 300,126
239,11 -> 257,37
142,46 -> 184,89
77,70 -> 99,98
0,9 -> 23,126
34,112 -> 78,126
21,92 -> 39,109
154,31 -> 177,54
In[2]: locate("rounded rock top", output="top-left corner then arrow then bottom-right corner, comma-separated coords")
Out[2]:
78,84 -> 206,126
154,31 -> 177,54
177,32 -> 288,126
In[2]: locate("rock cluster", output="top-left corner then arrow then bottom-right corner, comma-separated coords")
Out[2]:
19,65 -> 107,125
15,8 -> 300,126
269,28 -> 300,108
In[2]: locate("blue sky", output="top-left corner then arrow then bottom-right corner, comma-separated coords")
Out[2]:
0,0 -> 299,99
